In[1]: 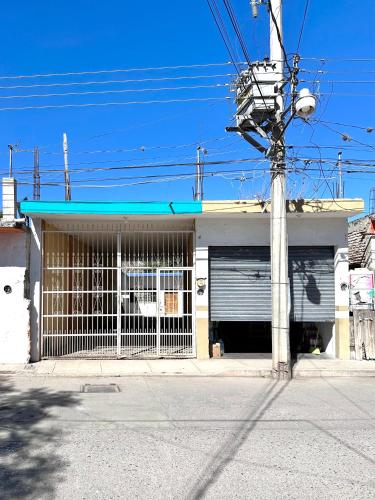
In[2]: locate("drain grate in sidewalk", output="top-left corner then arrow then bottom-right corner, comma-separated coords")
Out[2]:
81,384 -> 120,393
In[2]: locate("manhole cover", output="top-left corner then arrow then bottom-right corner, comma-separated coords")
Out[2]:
81,384 -> 120,393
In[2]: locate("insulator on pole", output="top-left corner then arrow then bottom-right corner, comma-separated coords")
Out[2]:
250,0 -> 258,18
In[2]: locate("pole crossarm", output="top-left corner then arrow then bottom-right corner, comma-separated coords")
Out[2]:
226,126 -> 267,153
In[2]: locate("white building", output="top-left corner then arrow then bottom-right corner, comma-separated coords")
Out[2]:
0,196 -> 358,364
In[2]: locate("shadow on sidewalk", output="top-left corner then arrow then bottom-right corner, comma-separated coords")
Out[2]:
0,376 -> 78,499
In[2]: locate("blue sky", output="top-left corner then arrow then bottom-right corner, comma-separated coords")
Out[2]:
0,0 -> 374,207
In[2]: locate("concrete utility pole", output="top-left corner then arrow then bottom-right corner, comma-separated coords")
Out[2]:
8,145 -> 14,177
194,146 -> 206,201
226,0 -> 316,378
269,0 -> 290,378
63,132 -> 71,201
337,150 -> 344,198
33,147 -> 40,200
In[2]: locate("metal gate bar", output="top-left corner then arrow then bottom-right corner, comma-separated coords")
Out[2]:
41,222 -> 195,359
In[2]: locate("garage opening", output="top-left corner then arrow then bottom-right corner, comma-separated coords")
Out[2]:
211,321 -> 271,353
209,247 -> 272,354
209,246 -> 335,356
42,221 -> 195,359
290,322 -> 335,357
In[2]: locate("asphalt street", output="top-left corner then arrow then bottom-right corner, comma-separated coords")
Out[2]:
0,376 -> 375,500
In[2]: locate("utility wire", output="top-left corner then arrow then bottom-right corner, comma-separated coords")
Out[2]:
316,122 -> 375,151
13,135 -> 231,157
300,69 -> 375,74
311,118 -> 374,131
8,156 -> 375,178
0,62 -> 237,81
301,57 -> 375,62
19,165 -> 269,186
296,0 -> 310,53
0,83 -> 230,101
7,146 -> 254,173
0,96 -> 231,112
301,79 -> 375,84
206,0 -> 242,76
16,165 -> 375,190
222,0 -> 252,65
0,156 -> 267,176
0,73 -> 236,90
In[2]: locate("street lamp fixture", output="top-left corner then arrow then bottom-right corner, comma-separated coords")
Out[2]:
295,88 -> 316,119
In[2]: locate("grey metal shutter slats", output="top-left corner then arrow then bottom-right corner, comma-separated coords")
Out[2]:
209,247 -> 271,321
289,246 -> 335,322
209,246 -> 334,322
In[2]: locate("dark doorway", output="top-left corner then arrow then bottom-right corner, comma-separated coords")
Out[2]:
212,321 -> 272,353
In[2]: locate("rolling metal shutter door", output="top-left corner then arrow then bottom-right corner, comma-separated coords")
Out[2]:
289,246 -> 335,322
209,246 -> 271,321
209,246 -> 335,323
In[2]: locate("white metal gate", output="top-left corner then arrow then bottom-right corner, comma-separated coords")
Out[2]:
42,222 -> 195,358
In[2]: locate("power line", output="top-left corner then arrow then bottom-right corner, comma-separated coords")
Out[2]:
12,135 -> 231,157
0,73 -> 236,90
315,122 -> 375,151
222,0 -> 252,65
8,145 -> 250,171
0,62 -> 238,81
296,0 -> 310,53
0,96 -> 232,112
206,0 -> 242,76
15,165 -> 375,190
8,155 -> 375,179
300,69 -> 375,74
316,93 -> 375,96
311,118 -> 374,131
301,79 -> 375,84
301,57 -> 375,62
288,144 -> 374,153
0,83 -> 230,101
1,156 -> 268,176
18,165 -> 269,186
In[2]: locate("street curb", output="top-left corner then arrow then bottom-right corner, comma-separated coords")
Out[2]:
0,369 -> 274,378
3,367 -> 375,378
293,370 -> 375,378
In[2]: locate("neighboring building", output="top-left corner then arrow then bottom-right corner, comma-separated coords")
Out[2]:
348,214 -> 375,271
0,179 -> 30,363
13,196 -> 362,363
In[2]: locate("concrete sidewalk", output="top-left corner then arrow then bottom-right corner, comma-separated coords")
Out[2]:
1,353 -> 375,377
293,354 -> 375,378
0,355 -> 273,377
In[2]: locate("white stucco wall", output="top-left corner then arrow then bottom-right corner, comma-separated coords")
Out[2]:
195,215 -> 349,357
29,219 -> 42,362
0,231 -> 30,363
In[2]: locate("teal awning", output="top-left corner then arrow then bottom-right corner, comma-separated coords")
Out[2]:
20,200 -> 202,216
